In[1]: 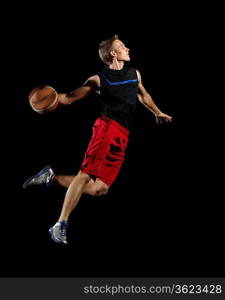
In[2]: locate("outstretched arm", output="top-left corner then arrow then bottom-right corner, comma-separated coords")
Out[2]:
58,75 -> 100,105
136,70 -> 172,124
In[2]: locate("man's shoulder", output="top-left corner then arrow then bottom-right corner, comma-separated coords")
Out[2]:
125,65 -> 138,76
126,65 -> 139,79
84,74 -> 100,89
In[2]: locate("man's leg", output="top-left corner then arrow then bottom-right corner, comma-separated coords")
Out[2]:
23,166 -> 108,196
49,172 -> 90,244
49,172 -> 109,244
54,175 -> 74,188
58,172 -> 91,222
57,173 -> 108,221
55,174 -> 109,196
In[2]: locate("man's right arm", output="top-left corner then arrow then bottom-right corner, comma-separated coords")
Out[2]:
58,75 -> 100,105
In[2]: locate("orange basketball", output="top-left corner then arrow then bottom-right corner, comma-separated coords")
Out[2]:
29,85 -> 59,114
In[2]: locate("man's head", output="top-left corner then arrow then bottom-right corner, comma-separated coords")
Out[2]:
98,35 -> 130,65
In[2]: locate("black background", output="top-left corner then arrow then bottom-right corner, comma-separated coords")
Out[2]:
1,2 -> 223,277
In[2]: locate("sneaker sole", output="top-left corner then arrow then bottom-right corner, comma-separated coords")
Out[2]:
22,166 -> 53,189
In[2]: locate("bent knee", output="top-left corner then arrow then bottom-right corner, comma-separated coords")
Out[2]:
92,186 -> 109,197
77,172 -> 91,184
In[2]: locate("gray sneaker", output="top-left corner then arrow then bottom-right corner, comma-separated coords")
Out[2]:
22,166 -> 55,189
49,221 -> 68,244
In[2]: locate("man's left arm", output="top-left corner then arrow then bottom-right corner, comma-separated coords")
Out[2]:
136,70 -> 173,124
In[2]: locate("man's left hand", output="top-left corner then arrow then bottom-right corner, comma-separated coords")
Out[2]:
155,112 -> 173,124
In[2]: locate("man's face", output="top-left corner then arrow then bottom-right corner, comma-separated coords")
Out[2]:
111,40 -> 130,62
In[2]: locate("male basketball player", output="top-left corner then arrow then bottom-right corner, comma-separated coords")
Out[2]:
23,35 -> 172,244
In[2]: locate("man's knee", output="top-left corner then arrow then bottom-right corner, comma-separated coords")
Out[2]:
95,188 -> 108,196
92,184 -> 109,197
77,172 -> 91,184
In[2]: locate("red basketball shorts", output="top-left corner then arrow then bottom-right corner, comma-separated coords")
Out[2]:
80,116 -> 129,186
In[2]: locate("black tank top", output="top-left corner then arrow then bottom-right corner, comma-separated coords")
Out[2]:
97,65 -> 139,129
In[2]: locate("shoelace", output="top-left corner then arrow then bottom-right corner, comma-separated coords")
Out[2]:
60,222 -> 68,237
46,173 -> 53,184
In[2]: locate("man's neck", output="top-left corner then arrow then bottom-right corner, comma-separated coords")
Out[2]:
109,60 -> 124,70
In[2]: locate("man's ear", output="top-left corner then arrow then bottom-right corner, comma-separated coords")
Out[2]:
110,50 -> 117,58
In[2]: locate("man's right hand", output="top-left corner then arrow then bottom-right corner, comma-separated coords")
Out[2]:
58,93 -> 69,105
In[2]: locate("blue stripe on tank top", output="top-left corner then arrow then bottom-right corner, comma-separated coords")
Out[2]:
99,73 -> 138,86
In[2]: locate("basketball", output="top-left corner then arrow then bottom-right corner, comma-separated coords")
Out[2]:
29,85 -> 59,114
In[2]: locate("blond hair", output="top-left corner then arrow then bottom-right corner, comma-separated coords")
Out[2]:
98,35 -> 119,65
